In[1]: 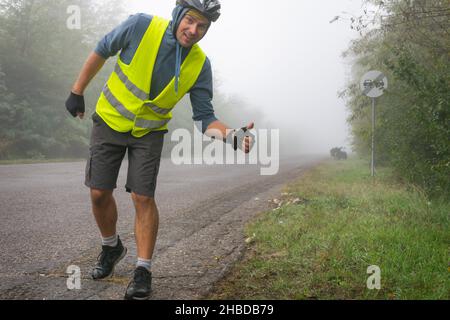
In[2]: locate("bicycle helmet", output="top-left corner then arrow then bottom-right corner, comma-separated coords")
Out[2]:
176,0 -> 221,22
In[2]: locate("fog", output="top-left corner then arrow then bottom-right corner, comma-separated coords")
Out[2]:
0,0 -> 364,159
126,0 -> 364,154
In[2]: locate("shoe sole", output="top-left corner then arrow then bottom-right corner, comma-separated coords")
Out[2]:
124,290 -> 152,300
91,246 -> 128,280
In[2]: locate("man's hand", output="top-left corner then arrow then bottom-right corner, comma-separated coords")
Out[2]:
226,122 -> 255,153
65,51 -> 106,119
242,122 -> 254,153
65,91 -> 85,119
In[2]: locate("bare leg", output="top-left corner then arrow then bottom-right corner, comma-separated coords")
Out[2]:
90,188 -> 118,238
131,192 -> 159,259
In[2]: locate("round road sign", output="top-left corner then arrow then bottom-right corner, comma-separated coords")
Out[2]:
360,70 -> 388,98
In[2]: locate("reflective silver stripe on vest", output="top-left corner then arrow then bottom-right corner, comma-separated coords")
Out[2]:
135,118 -> 170,129
115,64 -> 173,116
145,103 -> 172,115
114,64 -> 149,101
103,85 -> 170,130
102,85 -> 135,121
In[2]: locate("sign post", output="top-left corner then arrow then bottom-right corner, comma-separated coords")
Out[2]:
360,71 -> 388,177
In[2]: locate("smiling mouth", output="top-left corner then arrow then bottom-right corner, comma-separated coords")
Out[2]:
183,33 -> 194,42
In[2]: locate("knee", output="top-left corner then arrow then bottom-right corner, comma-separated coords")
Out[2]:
131,193 -> 156,208
90,188 -> 113,207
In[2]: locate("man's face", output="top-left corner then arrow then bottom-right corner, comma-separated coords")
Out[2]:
176,12 -> 210,48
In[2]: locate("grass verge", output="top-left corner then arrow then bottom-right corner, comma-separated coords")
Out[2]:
208,158 -> 449,300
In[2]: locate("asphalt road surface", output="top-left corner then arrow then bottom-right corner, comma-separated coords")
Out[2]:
0,154 -> 324,300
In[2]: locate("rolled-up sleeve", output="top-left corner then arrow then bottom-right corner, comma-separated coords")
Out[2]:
95,14 -> 140,59
190,58 -> 218,133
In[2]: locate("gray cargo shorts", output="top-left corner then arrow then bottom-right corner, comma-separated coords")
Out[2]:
85,112 -> 166,198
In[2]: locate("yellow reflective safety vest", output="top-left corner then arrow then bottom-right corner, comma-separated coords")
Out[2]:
95,16 -> 207,138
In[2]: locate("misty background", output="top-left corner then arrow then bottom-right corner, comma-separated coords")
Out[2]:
0,0 -> 364,160
127,0 -> 363,154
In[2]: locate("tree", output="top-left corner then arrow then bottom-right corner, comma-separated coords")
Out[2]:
341,0 -> 449,196
0,0 -> 127,159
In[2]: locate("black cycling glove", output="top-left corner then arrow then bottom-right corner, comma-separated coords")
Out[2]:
65,92 -> 85,117
225,126 -> 256,151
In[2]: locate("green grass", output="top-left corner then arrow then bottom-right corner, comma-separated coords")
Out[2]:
208,158 -> 449,300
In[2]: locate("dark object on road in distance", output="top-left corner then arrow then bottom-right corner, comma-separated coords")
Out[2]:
330,147 -> 347,160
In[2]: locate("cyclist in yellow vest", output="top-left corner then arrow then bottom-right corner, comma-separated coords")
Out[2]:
65,0 -> 254,300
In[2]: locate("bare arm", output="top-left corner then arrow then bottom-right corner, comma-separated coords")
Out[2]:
204,120 -> 231,140
71,51 -> 106,95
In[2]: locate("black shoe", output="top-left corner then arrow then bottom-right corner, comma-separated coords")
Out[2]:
124,267 -> 152,300
91,237 -> 127,280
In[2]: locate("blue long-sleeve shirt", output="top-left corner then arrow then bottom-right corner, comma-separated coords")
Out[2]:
95,13 -> 217,133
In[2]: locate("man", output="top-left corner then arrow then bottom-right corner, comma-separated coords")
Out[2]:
65,0 -> 254,300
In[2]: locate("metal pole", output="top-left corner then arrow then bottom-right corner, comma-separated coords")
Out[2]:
371,97 -> 375,177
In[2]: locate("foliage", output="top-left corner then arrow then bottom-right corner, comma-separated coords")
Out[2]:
0,0 -> 127,159
0,1 -> 265,160
340,0 -> 450,196
209,159 -> 449,299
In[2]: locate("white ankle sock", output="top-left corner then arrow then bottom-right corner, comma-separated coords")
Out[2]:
102,234 -> 118,247
136,257 -> 152,272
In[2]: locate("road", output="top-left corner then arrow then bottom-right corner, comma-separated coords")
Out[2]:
0,155 -> 324,300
